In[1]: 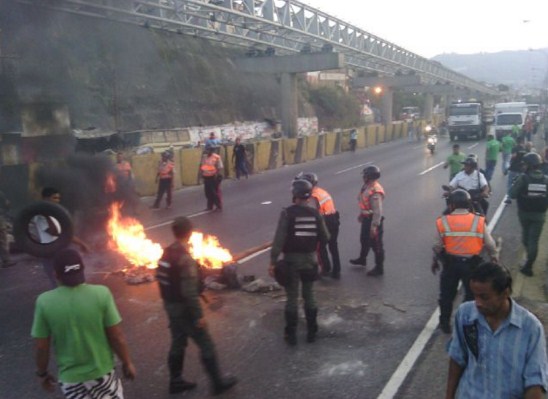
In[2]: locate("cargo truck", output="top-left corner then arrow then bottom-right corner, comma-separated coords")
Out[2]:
447,102 -> 484,141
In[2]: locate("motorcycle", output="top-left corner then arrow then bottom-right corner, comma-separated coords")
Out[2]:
425,124 -> 438,154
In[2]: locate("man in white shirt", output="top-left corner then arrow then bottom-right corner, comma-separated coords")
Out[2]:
448,156 -> 490,215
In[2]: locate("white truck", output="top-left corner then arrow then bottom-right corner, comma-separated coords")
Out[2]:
494,102 -> 528,140
447,102 -> 484,141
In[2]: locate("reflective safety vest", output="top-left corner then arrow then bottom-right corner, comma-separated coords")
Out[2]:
283,205 -> 321,253
200,153 -> 220,177
436,213 -> 485,256
116,161 -> 132,180
358,181 -> 385,215
312,186 -> 336,215
158,161 -> 174,179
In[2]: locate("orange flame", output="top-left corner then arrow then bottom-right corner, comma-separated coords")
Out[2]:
107,203 -> 232,270
189,232 -> 233,269
105,172 -> 117,193
107,203 -> 163,269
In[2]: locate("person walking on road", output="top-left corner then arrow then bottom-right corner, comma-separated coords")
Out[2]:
152,151 -> 175,210
0,190 -> 16,268
349,129 -> 358,151
232,137 -> 249,180
445,262 -> 548,399
269,179 -> 329,345
506,136 -> 527,204
296,172 -> 341,279
501,131 -> 516,175
484,134 -> 500,183
509,152 -> 548,277
200,146 -> 224,211
157,217 -> 237,394
432,189 -> 498,334
31,248 -> 136,398
350,165 -> 386,276
443,144 -> 466,181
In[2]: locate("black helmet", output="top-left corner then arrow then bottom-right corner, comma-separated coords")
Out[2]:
449,189 -> 471,209
523,152 -> 542,169
461,155 -> 477,167
362,165 -> 381,180
292,179 -> 313,199
294,172 -> 318,186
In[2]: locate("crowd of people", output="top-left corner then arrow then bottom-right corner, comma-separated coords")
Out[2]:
11,122 -> 548,398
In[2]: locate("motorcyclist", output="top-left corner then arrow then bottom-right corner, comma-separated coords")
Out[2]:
445,155 -> 490,215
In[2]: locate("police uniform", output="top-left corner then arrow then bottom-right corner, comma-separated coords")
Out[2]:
271,203 -> 329,344
353,180 -> 385,275
433,209 -> 498,332
157,241 -> 236,394
153,156 -> 175,209
200,151 -> 223,210
310,186 -> 341,278
509,168 -> 548,275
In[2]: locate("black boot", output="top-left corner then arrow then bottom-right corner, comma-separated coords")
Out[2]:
349,257 -> 366,266
305,308 -> 318,343
284,310 -> 298,346
168,354 -> 196,393
520,260 -> 534,277
202,357 -> 238,396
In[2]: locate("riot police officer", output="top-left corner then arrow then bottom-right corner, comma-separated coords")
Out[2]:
295,172 -> 341,279
269,180 -> 329,345
350,165 -> 385,276
157,217 -> 237,394
509,152 -> 548,276
432,190 -> 498,333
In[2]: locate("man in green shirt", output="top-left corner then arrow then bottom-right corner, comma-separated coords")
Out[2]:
31,248 -> 136,398
484,134 -> 501,182
501,131 -> 516,175
443,144 -> 466,181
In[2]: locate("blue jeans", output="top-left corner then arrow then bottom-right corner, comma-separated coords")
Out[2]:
484,160 -> 496,182
501,152 -> 511,174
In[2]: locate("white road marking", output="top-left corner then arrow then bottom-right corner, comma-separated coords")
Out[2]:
467,142 -> 479,149
236,247 -> 271,264
335,162 -> 373,175
261,201 -> 272,205
418,162 -> 444,176
144,210 -> 212,231
377,196 -> 506,399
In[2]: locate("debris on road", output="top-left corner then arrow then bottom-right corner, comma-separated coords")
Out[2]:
242,278 -> 282,293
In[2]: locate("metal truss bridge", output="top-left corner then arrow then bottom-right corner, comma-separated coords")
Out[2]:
17,0 -> 497,95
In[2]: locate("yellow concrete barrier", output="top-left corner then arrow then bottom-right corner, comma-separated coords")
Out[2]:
340,131 -> 350,152
180,147 -> 203,187
224,145 -> 235,179
367,125 -> 376,147
283,138 -> 298,165
378,125 -> 386,143
324,132 -> 337,156
306,135 -> 318,160
132,153 -> 160,196
357,127 -> 366,148
255,140 -> 272,171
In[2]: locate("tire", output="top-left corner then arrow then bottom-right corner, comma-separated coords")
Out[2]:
14,201 -> 74,258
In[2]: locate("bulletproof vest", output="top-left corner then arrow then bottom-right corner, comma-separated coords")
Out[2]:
283,205 -> 320,253
517,174 -> 548,213
156,242 -> 186,302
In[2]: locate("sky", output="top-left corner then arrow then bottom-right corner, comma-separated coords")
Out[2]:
302,0 -> 548,58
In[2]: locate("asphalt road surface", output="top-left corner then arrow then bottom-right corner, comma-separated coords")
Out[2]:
0,134 -> 510,399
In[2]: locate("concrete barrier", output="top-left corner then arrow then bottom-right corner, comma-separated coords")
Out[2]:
366,125 -> 376,147
181,147 -> 202,187
224,145 -> 235,179
324,132 -> 337,156
132,152 -> 161,196
357,127 -> 366,149
316,134 -> 325,159
378,125 -> 386,143
282,138 -> 298,165
267,140 -> 282,170
306,135 -> 318,161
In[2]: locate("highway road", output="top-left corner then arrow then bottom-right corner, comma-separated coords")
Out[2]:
0,134 -> 509,399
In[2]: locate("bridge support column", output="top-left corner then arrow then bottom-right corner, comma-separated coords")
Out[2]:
281,73 -> 298,138
424,94 -> 434,122
381,88 -> 394,124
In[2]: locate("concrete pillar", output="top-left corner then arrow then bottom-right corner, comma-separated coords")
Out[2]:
424,94 -> 434,121
281,73 -> 298,138
381,88 -> 394,124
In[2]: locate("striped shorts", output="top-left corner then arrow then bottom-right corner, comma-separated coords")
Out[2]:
60,370 -> 124,399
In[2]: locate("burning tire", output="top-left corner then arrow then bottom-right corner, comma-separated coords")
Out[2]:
14,201 -> 74,258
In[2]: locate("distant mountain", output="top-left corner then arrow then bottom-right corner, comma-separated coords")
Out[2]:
431,49 -> 548,88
